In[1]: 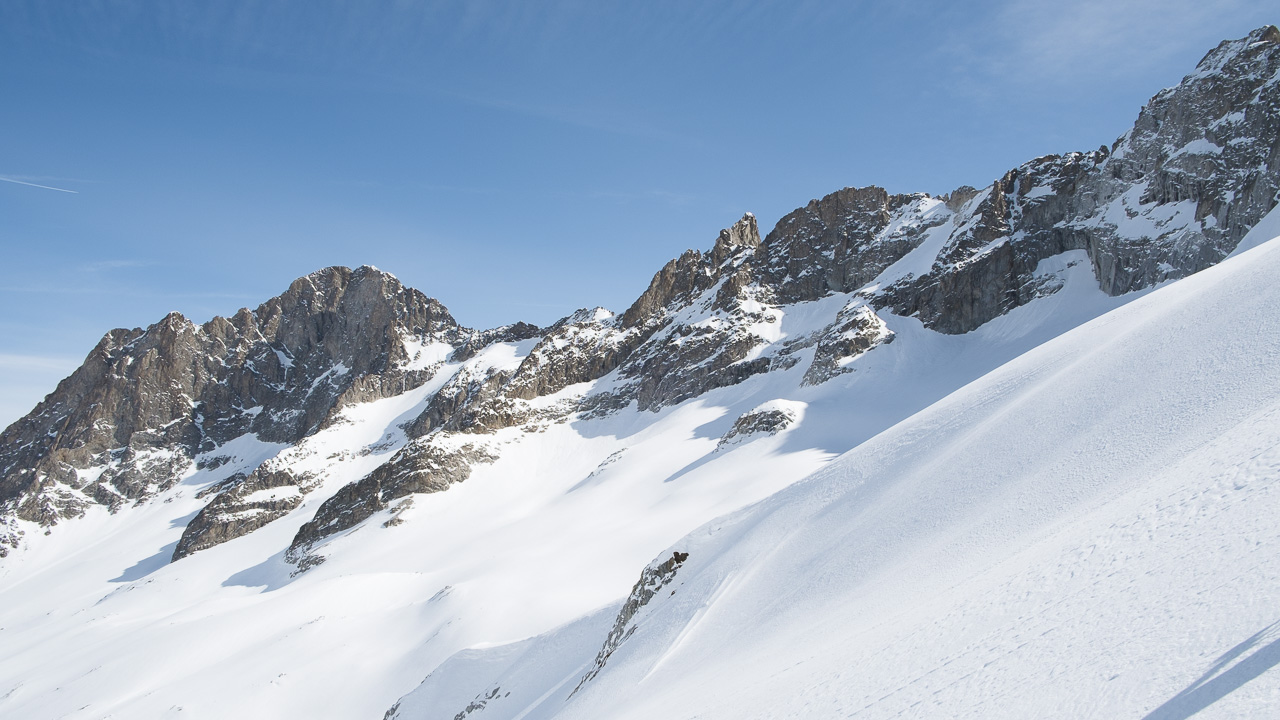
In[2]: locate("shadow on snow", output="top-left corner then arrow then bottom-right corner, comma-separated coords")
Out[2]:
1143,621 -> 1280,720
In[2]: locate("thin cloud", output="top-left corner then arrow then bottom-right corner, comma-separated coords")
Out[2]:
939,0 -> 1274,93
79,260 -> 154,272
0,285 -> 257,301
0,353 -> 79,373
996,0 -> 1254,76
451,89 -> 702,148
567,188 -> 698,207
0,176 -> 78,193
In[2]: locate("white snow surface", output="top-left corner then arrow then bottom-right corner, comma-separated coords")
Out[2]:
401,335 -> 454,371
391,236 -> 1280,719
2,236 -> 1278,718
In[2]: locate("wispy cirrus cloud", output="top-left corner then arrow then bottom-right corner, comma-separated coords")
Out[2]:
78,259 -> 154,272
0,175 -> 78,193
0,284 -> 255,302
999,0 -> 1264,75
0,353 -> 79,372
940,0 -> 1275,93
561,188 -> 699,207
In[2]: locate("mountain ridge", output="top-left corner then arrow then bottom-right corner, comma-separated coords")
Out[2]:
396,201 -> 1280,720
3,25 -> 1278,561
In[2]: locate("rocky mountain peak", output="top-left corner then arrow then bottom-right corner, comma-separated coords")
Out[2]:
1195,24 -> 1279,76
710,213 -> 761,266
0,266 -> 470,551
755,185 -> 936,303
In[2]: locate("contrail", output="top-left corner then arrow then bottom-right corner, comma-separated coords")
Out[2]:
0,176 -> 78,193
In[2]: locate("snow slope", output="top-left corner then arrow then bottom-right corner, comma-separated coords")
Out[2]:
0,244 -> 1153,719
393,234 -> 1280,719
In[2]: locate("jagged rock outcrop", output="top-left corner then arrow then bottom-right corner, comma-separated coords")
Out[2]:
0,266 -> 466,553
802,304 -> 894,385
610,214 -> 788,411
448,321 -> 542,363
408,361 -> 523,436
571,550 -> 689,696
718,404 -> 799,449
284,438 -> 495,565
757,188 -> 945,302
881,26 -> 1280,332
505,309 -> 636,401
173,467 -> 315,560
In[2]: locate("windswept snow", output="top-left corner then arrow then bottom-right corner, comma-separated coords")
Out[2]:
401,234 -> 1280,720
401,335 -> 454,371
3,229 -> 1278,719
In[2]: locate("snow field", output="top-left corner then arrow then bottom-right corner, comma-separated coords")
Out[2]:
0,235 -> 1226,719
536,233 -> 1280,719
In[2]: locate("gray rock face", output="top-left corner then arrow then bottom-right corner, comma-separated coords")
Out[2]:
448,322 -> 542,364
616,223 -> 778,411
0,266 -> 464,552
718,408 -> 797,449
757,187 -> 943,302
506,309 -> 636,401
802,304 -> 894,386
409,361 -> 523,436
173,467 -> 314,560
284,438 -> 494,565
881,26 -> 1280,332
1091,27 -> 1280,292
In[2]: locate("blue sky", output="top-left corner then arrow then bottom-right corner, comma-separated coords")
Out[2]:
2,0 -> 1277,428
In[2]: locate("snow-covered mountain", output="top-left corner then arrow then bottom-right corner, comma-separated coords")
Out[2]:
390,192 -> 1280,720
1,26 -> 1278,720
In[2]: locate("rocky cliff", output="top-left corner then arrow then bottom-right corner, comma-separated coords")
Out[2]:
0,266 -> 476,555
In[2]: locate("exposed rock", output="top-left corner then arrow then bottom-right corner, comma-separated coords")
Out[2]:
448,322 -> 542,363
284,437 -> 495,565
618,289 -> 775,412
450,685 -> 504,720
942,185 -> 980,212
571,550 -> 688,696
802,304 -> 894,386
173,466 -> 316,560
758,188 -> 944,302
382,497 -> 414,528
0,516 -> 21,558
504,309 -> 638,401
881,26 -> 1280,332
0,265 -> 464,554
408,363 -> 522,436
718,406 -> 798,449
619,248 -> 720,330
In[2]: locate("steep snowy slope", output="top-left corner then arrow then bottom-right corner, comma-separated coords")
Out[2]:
0,249 -> 1142,720
394,229 -> 1280,720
